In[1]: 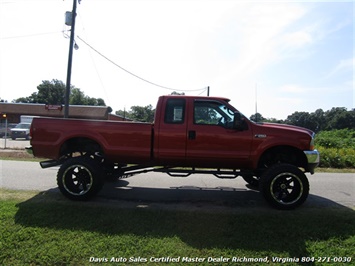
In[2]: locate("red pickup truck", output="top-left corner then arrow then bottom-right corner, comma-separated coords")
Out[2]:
27,95 -> 319,209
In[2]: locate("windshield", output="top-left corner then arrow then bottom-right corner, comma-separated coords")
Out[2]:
15,123 -> 30,129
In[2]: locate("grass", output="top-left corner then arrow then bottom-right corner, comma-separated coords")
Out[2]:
0,189 -> 354,265
0,149 -> 40,162
315,167 -> 355,173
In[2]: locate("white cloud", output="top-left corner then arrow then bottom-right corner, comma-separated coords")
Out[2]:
281,30 -> 313,48
279,84 -> 306,93
201,2 -> 310,91
327,58 -> 354,77
232,3 -> 308,72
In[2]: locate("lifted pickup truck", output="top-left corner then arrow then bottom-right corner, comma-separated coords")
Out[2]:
27,95 -> 319,209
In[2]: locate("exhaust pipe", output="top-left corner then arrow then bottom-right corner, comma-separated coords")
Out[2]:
40,160 -> 61,169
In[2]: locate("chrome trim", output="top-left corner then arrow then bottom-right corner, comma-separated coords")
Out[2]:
304,150 -> 320,164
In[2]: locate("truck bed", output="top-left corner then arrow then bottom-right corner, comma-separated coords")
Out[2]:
30,117 -> 153,163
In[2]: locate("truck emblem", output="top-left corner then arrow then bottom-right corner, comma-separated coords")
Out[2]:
255,134 -> 267,138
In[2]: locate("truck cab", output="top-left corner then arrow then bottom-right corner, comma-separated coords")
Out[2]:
154,96 -> 318,174
154,96 -> 253,169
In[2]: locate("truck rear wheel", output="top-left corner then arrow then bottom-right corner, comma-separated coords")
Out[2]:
57,157 -> 104,201
260,163 -> 309,210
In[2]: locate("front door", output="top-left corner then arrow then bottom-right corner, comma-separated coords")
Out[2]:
186,100 -> 252,168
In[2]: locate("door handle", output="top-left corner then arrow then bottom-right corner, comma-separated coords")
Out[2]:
188,130 -> 196,140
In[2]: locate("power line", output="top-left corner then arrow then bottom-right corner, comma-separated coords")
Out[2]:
0,31 -> 62,40
77,36 -> 207,93
76,9 -> 111,107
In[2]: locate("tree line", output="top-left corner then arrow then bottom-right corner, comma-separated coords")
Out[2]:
3,79 -> 354,132
12,79 -> 107,107
252,108 -> 355,133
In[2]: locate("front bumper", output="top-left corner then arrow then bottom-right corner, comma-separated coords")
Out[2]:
12,131 -> 27,138
304,150 -> 320,174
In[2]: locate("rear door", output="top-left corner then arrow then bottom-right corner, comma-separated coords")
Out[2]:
156,97 -> 188,163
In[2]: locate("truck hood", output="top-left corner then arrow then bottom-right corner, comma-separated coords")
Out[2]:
254,122 -> 315,137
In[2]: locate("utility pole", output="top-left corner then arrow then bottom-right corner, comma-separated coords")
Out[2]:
207,86 -> 210,96
64,0 -> 78,118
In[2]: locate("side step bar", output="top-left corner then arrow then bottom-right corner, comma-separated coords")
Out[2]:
38,158 -> 249,179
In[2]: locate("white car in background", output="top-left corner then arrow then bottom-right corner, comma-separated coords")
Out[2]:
11,122 -> 31,140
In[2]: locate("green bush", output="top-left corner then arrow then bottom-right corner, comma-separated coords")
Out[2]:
315,129 -> 355,168
317,147 -> 355,168
315,129 -> 355,149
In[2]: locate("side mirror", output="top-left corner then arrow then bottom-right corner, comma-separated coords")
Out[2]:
233,112 -> 244,130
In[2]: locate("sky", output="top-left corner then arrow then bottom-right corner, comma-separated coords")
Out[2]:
0,0 -> 354,119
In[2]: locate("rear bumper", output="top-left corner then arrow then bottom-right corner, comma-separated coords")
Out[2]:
304,150 -> 320,174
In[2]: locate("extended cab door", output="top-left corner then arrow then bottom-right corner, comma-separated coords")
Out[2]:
155,97 -> 188,164
186,99 -> 253,168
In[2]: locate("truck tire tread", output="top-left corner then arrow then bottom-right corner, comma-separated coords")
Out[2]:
259,163 -> 309,210
57,156 -> 104,201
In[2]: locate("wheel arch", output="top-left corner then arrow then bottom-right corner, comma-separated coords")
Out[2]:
59,136 -> 104,157
257,145 -> 308,171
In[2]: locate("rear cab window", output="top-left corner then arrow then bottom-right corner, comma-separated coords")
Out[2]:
164,98 -> 186,124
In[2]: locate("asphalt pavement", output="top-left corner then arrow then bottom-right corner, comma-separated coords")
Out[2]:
0,159 -> 354,210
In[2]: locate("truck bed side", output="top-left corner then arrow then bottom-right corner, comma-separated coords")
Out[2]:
30,117 -> 153,163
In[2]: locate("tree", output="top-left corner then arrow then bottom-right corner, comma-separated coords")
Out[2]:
309,109 -> 325,132
326,109 -> 355,130
285,111 -> 318,131
13,79 -> 106,106
130,105 -> 155,122
325,107 -> 348,130
250,113 -> 266,122
171,91 -> 185,95
285,107 -> 354,132
115,109 -> 130,120
86,97 -> 106,106
265,118 -> 285,124
70,88 -> 86,105
115,105 -> 155,122
36,79 -> 66,104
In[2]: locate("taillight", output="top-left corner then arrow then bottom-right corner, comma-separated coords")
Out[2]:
29,125 -> 33,140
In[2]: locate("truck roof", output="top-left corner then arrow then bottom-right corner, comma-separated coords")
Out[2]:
160,95 -> 231,103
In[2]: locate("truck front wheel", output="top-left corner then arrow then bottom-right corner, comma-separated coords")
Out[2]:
57,157 -> 104,201
260,164 -> 309,210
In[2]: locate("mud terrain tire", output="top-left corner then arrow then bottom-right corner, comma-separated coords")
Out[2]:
260,163 -> 309,210
57,157 -> 104,201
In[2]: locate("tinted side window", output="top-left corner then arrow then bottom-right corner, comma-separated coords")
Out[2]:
164,98 -> 186,124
